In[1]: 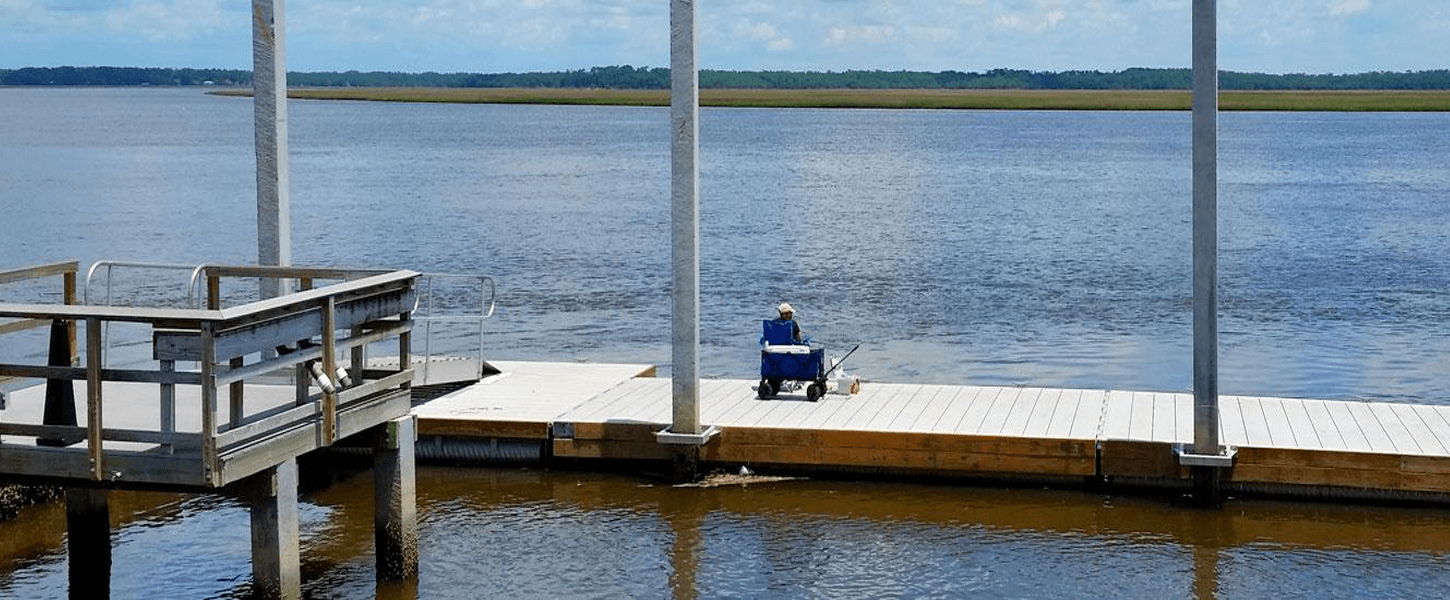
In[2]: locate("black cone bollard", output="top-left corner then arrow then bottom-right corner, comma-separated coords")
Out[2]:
38,319 -> 81,447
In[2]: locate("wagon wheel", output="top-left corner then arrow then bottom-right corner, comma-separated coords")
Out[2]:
806,382 -> 823,402
758,379 -> 775,399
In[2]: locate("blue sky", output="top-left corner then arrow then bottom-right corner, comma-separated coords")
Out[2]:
3,0 -> 1446,74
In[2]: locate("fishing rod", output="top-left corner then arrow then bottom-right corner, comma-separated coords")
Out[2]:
823,343 -> 861,378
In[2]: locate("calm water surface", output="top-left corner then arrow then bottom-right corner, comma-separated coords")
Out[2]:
2,88 -> 1449,597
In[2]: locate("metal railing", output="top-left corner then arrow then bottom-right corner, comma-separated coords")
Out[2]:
415,273 -> 496,383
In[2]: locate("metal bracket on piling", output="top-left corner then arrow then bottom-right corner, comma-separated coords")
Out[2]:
1175,444 -> 1237,468
380,414 -> 418,449
655,425 -> 719,447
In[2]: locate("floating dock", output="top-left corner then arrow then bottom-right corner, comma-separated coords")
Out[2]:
416,361 -> 1450,501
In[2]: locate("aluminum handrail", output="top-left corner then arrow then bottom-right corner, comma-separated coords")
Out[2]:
84,260 -> 204,307
415,273 -> 496,383
84,260 -> 206,367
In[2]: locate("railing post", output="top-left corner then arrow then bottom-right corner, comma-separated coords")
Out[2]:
85,317 -> 103,481
207,273 -> 222,310
321,296 -> 337,445
399,312 -> 412,392
160,360 -> 176,453
230,357 -> 246,430
63,269 -> 78,365
201,321 -> 219,485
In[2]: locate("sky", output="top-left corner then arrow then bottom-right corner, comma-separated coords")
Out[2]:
3,0 -> 1448,75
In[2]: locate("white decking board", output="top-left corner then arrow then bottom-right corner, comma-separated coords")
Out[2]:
411,361 -> 655,425
401,363 -> 1450,466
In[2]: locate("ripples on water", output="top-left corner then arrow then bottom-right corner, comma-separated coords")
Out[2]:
4,89 -> 1447,402
4,90 -> 1450,598
4,468 -> 1450,598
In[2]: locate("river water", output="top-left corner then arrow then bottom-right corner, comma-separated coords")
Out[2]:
2,88 -> 1449,597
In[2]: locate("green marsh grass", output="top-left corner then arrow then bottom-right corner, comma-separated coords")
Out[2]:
217,87 -> 1450,111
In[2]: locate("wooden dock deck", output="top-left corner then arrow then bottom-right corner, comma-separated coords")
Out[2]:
417,363 -> 1450,499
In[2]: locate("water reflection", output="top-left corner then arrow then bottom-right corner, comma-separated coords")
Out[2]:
306,468 -> 1450,599
4,466 -> 1450,598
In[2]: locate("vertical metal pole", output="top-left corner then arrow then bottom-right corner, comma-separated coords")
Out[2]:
1192,0 -> 1220,457
670,0 -> 701,436
254,0 -> 291,300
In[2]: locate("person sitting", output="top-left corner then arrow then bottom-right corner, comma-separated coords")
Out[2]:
761,302 -> 806,346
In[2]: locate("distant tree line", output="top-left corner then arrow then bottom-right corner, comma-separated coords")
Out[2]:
7,64 -> 1450,90
0,66 -> 248,86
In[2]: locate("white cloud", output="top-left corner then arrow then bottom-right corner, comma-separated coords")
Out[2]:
1,0 -> 231,40
993,1 -> 1066,32
2,0 -> 1444,74
1330,0 -> 1371,16
733,17 -> 794,52
824,24 -> 897,46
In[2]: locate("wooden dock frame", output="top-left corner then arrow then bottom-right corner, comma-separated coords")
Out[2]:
415,367 -> 1450,505
0,262 -> 424,598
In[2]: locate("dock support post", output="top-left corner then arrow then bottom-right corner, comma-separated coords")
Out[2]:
253,0 -> 291,300
248,458 -> 300,599
669,0 -> 700,439
663,0 -> 716,483
373,415 -> 419,581
1190,0 -> 1229,507
65,487 -> 110,600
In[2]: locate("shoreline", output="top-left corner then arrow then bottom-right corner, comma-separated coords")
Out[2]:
211,87 -> 1450,111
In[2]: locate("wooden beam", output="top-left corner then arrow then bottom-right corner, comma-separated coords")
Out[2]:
0,260 -> 78,284
85,317 -> 103,481
321,296 -> 337,445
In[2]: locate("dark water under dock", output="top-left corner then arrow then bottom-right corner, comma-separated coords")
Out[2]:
5,468 -> 1450,598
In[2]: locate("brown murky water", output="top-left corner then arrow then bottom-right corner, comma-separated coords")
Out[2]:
4,465 -> 1450,598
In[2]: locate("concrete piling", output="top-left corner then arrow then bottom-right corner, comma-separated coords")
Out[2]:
248,459 -> 301,599
1191,0 -> 1228,506
669,0 -> 701,442
374,416 -> 419,581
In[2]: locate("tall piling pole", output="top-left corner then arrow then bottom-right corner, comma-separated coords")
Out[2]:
663,0 -> 708,482
253,0 -> 291,300
670,0 -> 700,438
1191,0 -> 1224,505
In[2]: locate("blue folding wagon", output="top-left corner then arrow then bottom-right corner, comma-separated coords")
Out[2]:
758,319 -> 828,401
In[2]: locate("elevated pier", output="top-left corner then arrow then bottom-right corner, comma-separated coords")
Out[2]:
0,262 -> 432,598
416,362 -> 1450,502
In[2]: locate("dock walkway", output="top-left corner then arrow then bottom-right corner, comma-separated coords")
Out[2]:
418,362 -> 1450,499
